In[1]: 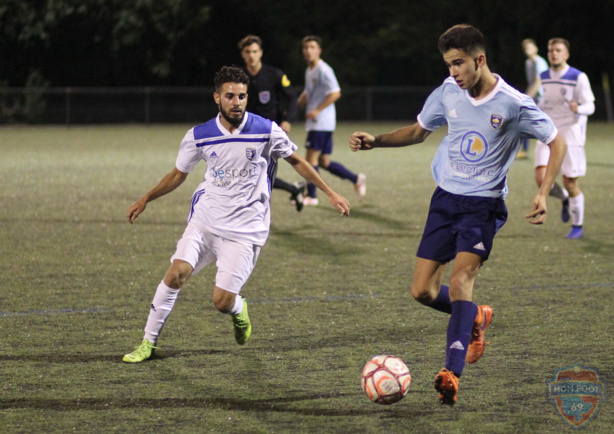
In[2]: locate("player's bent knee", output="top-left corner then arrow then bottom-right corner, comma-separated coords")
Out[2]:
164,261 -> 193,289
212,288 -> 235,314
411,285 -> 434,305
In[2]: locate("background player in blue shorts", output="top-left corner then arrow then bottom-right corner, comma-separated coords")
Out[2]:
298,35 -> 366,206
350,24 -> 567,405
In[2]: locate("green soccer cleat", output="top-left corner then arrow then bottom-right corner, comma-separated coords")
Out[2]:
232,296 -> 252,345
122,339 -> 156,363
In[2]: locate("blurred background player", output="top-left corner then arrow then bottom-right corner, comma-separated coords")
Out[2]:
239,35 -> 306,212
535,37 -> 595,239
350,24 -> 566,405
518,39 -> 549,159
298,35 -> 366,206
123,66 -> 350,363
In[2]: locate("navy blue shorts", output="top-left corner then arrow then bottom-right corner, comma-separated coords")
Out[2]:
416,187 -> 508,263
305,131 -> 333,154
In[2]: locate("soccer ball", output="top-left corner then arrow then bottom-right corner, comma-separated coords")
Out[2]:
361,355 -> 411,405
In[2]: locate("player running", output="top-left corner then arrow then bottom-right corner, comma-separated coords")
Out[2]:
350,24 -> 566,405
123,66 -> 349,363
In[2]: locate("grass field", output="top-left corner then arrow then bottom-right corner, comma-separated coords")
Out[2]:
1,121 -> 613,432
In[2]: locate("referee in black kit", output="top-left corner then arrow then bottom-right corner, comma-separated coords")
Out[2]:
239,35 -> 306,211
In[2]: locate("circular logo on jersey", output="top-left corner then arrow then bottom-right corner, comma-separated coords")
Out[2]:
460,131 -> 488,163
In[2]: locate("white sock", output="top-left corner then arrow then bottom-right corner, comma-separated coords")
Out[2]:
569,193 -> 584,226
143,281 -> 180,343
229,294 -> 243,315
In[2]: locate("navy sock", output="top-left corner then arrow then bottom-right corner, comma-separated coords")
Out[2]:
445,300 -> 478,377
325,161 -> 358,183
522,138 -> 529,152
429,285 -> 452,314
307,166 -> 319,198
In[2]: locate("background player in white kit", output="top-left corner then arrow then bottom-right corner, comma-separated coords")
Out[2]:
350,24 -> 566,405
123,66 -> 350,363
298,35 -> 366,205
534,37 -> 595,239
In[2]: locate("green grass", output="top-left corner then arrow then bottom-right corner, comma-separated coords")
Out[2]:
1,122 -> 613,432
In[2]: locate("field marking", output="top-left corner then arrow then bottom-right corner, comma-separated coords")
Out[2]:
249,293 -> 381,304
0,307 -> 107,317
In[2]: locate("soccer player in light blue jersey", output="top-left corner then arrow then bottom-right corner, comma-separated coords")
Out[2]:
298,35 -> 366,206
123,66 -> 350,363
350,24 -> 567,405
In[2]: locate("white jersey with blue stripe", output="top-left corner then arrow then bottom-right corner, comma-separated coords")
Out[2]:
539,65 -> 594,146
418,75 -> 557,198
175,112 -> 298,245
304,59 -> 340,132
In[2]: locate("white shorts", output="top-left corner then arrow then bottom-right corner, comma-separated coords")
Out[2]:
534,142 -> 586,178
170,224 -> 261,293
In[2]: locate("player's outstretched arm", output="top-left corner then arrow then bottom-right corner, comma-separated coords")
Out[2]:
284,152 -> 350,217
349,124 -> 431,152
127,167 -> 188,224
526,134 -> 567,225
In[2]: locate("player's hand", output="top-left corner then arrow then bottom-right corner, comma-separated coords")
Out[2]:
127,199 -> 147,224
280,121 -> 291,133
306,109 -> 320,120
327,192 -> 350,217
349,132 -> 375,151
526,193 -> 547,225
569,100 -> 579,113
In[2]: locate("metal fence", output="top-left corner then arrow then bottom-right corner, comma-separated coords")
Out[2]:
0,85 -> 610,125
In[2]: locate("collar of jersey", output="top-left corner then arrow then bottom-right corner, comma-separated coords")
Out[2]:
216,112 -> 248,135
465,74 -> 503,107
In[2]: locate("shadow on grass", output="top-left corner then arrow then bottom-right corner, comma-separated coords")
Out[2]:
0,392 -> 434,417
0,349 -> 225,363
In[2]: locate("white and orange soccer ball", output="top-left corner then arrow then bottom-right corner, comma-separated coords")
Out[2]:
361,355 -> 411,405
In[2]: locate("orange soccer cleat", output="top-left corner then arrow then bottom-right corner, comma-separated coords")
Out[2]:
466,305 -> 493,364
434,368 -> 459,405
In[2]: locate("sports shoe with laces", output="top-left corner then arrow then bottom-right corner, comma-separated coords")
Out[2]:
123,339 -> 156,363
466,305 -> 493,364
355,173 -> 367,201
566,225 -> 584,239
290,182 -> 306,212
232,296 -> 252,345
561,198 -> 570,223
434,368 -> 459,406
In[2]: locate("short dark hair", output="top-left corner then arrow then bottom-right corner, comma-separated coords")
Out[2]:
302,35 -> 322,48
438,24 -> 485,56
214,66 -> 249,92
548,37 -> 570,52
238,35 -> 262,50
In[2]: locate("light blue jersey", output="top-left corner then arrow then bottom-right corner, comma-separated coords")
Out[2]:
418,75 -> 557,199
525,55 -> 549,101
304,59 -> 340,132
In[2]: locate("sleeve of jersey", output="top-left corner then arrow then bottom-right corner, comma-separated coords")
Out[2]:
270,122 -> 298,158
279,71 -> 298,122
519,101 -> 558,145
323,67 -> 341,95
575,73 -> 596,115
417,85 -> 446,131
175,129 -> 201,173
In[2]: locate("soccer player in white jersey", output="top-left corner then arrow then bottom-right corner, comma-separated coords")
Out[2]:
123,66 -> 350,363
535,38 -> 595,239
298,35 -> 366,206
350,24 -> 566,405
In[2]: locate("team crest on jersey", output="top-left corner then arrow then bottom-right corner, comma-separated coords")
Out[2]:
490,114 -> 503,130
259,91 -> 270,104
245,147 -> 256,161
460,131 -> 488,162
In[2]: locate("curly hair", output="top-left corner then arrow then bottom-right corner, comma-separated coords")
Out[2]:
214,66 -> 249,92
438,24 -> 485,56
